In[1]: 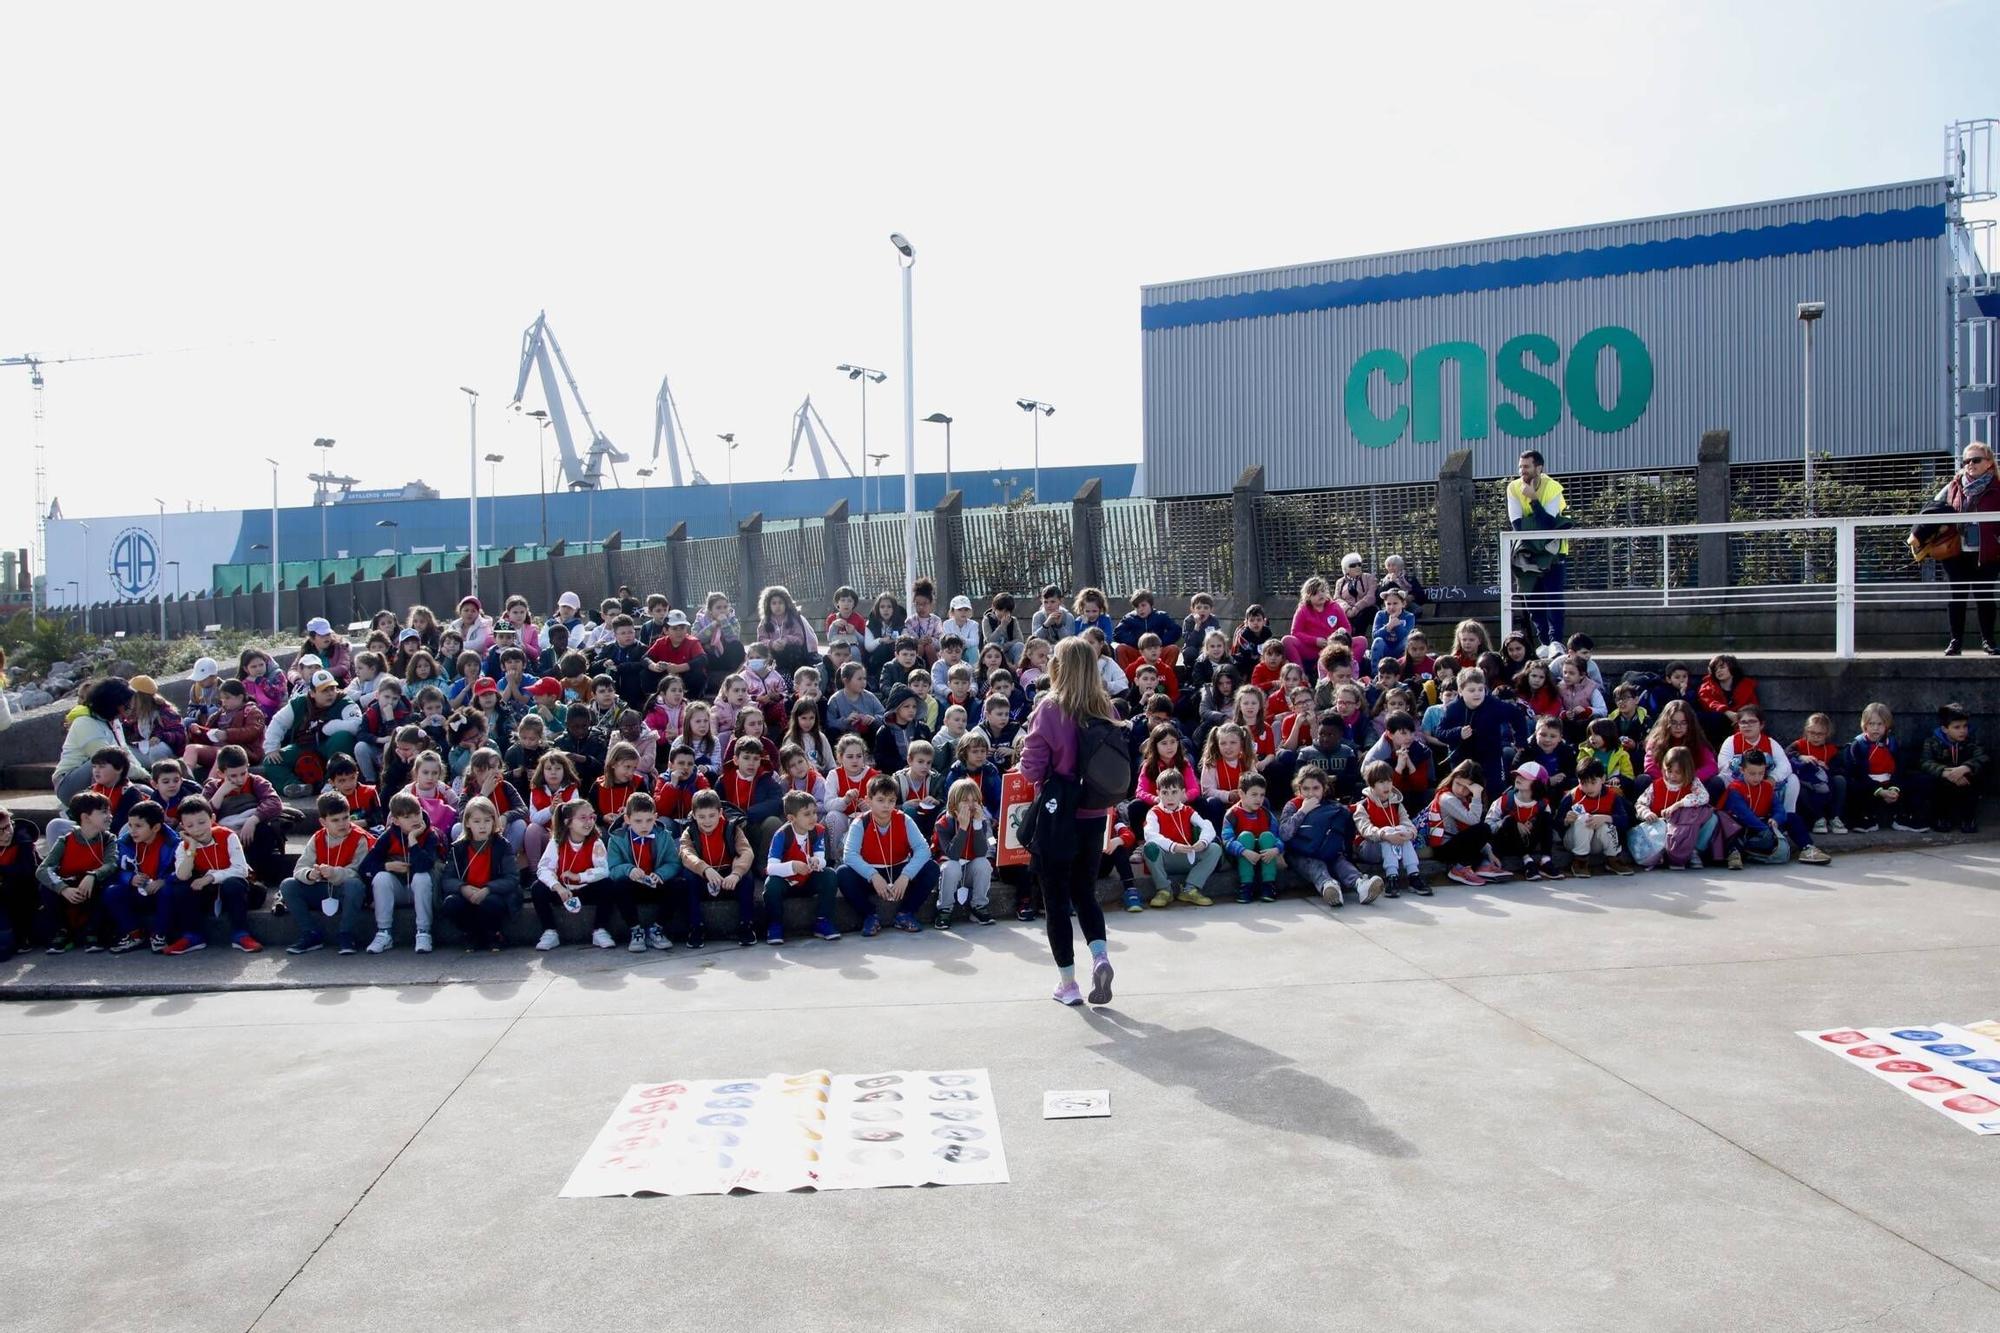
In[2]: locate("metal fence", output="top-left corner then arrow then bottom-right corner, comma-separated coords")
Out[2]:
1469,469 -> 1700,591
958,503 -> 1074,602
680,534 -> 739,605
1257,481 -> 1441,597
1097,496 -> 1236,599
1726,453 -> 1952,587
848,512 -> 938,601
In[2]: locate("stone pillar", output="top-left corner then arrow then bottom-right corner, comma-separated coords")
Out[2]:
738,512 -> 764,618
1697,429 -> 1731,589
1071,478 -> 1104,594
823,500 -> 851,596
1436,450 -> 1475,589
1231,465 -> 1265,606
664,522 -> 687,609
935,491 -> 964,598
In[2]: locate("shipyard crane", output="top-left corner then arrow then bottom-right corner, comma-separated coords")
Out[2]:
783,395 -> 856,480
652,376 -> 710,488
509,311 -> 629,491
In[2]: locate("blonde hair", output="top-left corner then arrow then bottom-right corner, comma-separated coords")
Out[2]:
1299,576 -> 1330,603
1860,702 -> 1893,732
459,796 -> 499,836
946,777 -> 983,818
1200,722 -> 1249,771
1041,635 -> 1115,726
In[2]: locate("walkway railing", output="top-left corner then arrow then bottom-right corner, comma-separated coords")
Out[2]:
1499,513 -> 1955,658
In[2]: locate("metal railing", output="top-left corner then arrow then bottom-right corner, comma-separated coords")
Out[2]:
1499,513 -> 1954,658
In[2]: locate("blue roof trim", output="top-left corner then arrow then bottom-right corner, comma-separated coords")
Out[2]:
1142,204 -> 1949,332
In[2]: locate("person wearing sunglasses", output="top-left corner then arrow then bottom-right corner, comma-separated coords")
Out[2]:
1939,442 -> 2000,656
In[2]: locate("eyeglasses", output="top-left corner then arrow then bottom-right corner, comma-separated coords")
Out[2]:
1965,454 -> 1994,466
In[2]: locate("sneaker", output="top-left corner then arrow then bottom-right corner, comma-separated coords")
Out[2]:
1051,979 -> 1083,1007
366,930 -> 393,954
83,937 -> 109,953
150,933 -> 168,953
1847,816 -> 1876,833
628,927 -> 648,953
1798,845 -> 1832,865
590,928 -> 616,949
44,931 -> 72,955
337,933 -> 359,955
1357,874 -> 1384,904
645,925 -> 673,951
1477,864 -> 1513,882
1891,818 -> 1928,833
766,923 -> 786,946
1149,889 -> 1173,909
1410,874 -> 1434,896
271,897 -> 289,918
933,903 -> 954,929
686,935 -> 706,950
109,931 -> 147,955
969,904 -> 994,925
1236,888 -> 1254,904
1828,817 -> 1849,835
1610,857 -> 1637,877
1383,876 -> 1402,898
232,933 -> 264,953
1571,860 -> 1594,879
286,931 -> 326,956
534,929 -> 560,951
1811,818 -> 1829,835
738,924 -> 759,947
1014,904 -> 1039,921
1176,887 -> 1213,907
1088,956 -> 1115,1006
1448,866 -> 1485,887
1123,889 -> 1145,913
891,913 -> 922,934
413,932 -> 433,954
1541,857 -> 1564,881
1318,880 -> 1344,907
1523,860 -> 1544,882
1945,638 -> 1963,657
1725,850 -> 1744,871
1258,886 -> 1278,903
164,935 -> 206,955
813,917 -> 843,941
861,914 -> 881,938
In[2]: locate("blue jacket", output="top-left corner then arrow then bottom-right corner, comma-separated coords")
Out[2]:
944,760 -> 1002,818
1279,795 -> 1357,865
1439,696 -> 1521,785
1843,734 -> 1907,784
112,826 -> 181,896
358,823 -> 448,880
1368,609 -> 1417,660
1114,609 -> 1181,649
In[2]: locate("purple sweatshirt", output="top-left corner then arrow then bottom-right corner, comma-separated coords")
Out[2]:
1018,699 -> 1110,819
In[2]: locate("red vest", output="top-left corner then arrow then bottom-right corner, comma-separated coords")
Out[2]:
1647,777 -> 1691,811
770,824 -> 820,885
531,782 -> 577,813
857,815 -> 913,869
312,827 -> 371,868
557,835 -> 599,881
1212,758 -> 1243,793
627,828 -> 665,875
128,835 -> 170,880
594,779 -> 638,821
1232,805 -> 1274,837
689,821 -> 736,869
58,833 -> 111,880
1152,805 -> 1198,846
720,769 -> 760,811
1728,779 -> 1775,820
1572,790 -> 1620,819
186,827 -> 239,877
461,839 -> 496,888
1358,797 -> 1399,831
833,766 -> 877,811
651,776 -> 705,819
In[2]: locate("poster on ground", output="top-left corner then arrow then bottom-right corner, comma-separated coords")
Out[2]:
1799,1026 -> 2000,1135
561,1069 -> 1010,1197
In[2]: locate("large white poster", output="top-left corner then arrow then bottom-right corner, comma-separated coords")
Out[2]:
561,1069 -> 1010,1197
1800,1026 -> 2000,1135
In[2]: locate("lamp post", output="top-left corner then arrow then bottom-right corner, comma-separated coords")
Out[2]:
459,387 -> 480,597
483,452 -> 505,550
923,412 -> 953,496
262,457 -> 280,634
892,232 -> 918,603
1797,302 -> 1825,518
376,519 -> 400,561
77,521 -> 91,634
718,433 -> 738,522
836,362 -> 887,513
65,580 -> 79,624
527,409 -> 552,548
154,497 -> 168,640
166,560 -> 181,599
635,466 -> 654,541
312,436 -> 336,562
868,453 -> 890,514
1015,400 -> 1054,502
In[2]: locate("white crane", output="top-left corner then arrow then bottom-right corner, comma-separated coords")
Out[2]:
508,311 -> 629,491
783,395 -> 856,480
652,376 -> 709,488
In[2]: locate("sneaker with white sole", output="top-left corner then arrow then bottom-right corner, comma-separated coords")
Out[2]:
1828,817 -> 1849,834
645,925 -> 672,951
366,930 -> 394,954
414,932 -> 433,954
1797,845 -> 1832,865
534,928 -> 560,951
590,928 -> 616,949
1318,880 -> 1344,907
1811,818 -> 1829,835
1357,874 -> 1384,904
628,927 -> 647,953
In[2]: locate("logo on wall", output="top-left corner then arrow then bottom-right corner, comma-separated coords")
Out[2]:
108,527 -> 161,598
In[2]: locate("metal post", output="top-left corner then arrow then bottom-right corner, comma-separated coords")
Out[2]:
1032,412 -> 1040,502
860,376 -> 870,515
1660,532 -> 1669,609
461,388 -> 480,599
900,244 -> 917,605
1834,520 -> 1856,659
264,458 -> 280,636
944,418 -> 953,496
157,498 -> 168,640
1803,319 -> 1814,517
78,523 -> 90,635
1498,530 -> 1512,639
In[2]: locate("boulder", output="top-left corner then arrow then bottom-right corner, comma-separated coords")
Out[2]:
9,689 -> 54,711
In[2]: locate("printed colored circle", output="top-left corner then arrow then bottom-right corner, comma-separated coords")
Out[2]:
931,1109 -> 985,1122
935,1144 -> 989,1164
929,1074 -> 975,1087
851,1107 -> 903,1123
1908,1076 -> 1965,1094
852,1129 -> 904,1142
856,1090 -> 904,1103
1819,1031 -> 1870,1043
1875,1061 -> 1932,1073
1943,1094 -> 2000,1115
705,1096 -> 754,1109
1952,1059 -> 2000,1074
855,1075 -> 904,1089
715,1082 -> 762,1094
1891,1030 -> 1943,1042
933,1126 -> 985,1142
1921,1044 -> 1975,1057
1845,1045 -> 1899,1059
931,1090 -> 977,1101
698,1113 -> 748,1127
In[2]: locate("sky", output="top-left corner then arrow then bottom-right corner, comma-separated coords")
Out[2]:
2,0 -> 1996,548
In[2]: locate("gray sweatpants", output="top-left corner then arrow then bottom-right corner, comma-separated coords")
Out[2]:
1291,854 -> 1360,897
371,871 -> 435,934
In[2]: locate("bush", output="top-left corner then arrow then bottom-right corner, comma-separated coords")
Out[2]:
0,612 -> 96,679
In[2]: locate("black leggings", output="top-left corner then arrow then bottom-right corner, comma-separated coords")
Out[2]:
1038,814 -> 1109,970
1944,553 -> 1998,642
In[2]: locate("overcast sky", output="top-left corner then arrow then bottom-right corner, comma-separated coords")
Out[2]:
2,0 -> 1994,541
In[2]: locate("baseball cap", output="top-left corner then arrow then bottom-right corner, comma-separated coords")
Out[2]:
397,626 -> 420,643
296,654 -> 324,670
666,609 -> 690,627
558,591 -> 581,609
527,676 -> 564,698
473,676 -> 500,697
950,595 -> 973,611
305,616 -> 333,636
1514,761 -> 1546,783
310,669 -> 338,690
189,657 -> 221,683
129,674 -> 159,697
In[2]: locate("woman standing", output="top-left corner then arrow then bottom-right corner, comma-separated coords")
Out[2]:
1018,636 -> 1118,1008
1939,440 -> 2000,655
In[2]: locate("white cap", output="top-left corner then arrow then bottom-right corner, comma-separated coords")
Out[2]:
296,654 -> 324,669
189,657 -> 221,682
1514,761 -> 1546,783
305,616 -> 333,636
950,595 -> 973,611
309,669 -> 339,690
666,609 -> 690,626
558,591 -> 581,609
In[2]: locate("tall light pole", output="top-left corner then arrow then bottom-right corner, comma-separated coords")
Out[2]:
718,433 -> 738,522
837,362 -> 887,513
483,452 -> 505,550
1016,399 -> 1055,502
635,466 -> 655,541
923,412 -> 953,496
154,497 -> 168,640
77,521 -> 91,634
459,387 -> 480,597
527,409 -> 552,547
893,232 -> 918,603
376,519 -> 400,560
166,560 -> 181,599
312,436 -> 336,562
1797,302 -> 1825,518
262,457 -> 280,635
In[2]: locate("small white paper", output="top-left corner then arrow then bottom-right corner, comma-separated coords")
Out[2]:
1043,1090 -> 1110,1119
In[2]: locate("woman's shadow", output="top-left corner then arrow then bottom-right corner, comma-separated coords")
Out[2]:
1078,1007 -> 1417,1159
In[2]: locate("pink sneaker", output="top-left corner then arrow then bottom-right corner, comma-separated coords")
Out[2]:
1051,980 -> 1083,1006
1476,862 -> 1513,881
1446,866 -> 1485,887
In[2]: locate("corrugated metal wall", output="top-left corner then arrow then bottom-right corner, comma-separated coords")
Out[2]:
1142,180 -> 1952,495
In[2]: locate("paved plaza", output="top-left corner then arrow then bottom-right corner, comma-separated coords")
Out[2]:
8,845 -> 2000,1332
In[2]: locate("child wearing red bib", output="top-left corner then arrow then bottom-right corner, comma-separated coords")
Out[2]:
164,796 -> 260,954
280,791 -> 377,954
533,798 -> 629,951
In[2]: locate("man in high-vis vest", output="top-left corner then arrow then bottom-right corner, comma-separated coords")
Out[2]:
1506,449 -> 1569,650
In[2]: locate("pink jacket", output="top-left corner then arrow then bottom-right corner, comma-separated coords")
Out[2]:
1288,599 -> 1351,647
1136,758 -> 1199,803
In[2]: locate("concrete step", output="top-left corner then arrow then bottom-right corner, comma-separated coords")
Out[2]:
1,762 -> 57,791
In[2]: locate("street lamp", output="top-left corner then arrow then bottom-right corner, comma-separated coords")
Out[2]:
459,387 -> 480,597
262,456 -> 280,634
718,433 -> 739,522
376,519 -> 400,561
837,362 -> 887,514
166,560 -> 182,599
77,521 -> 91,634
312,436 -> 336,562
483,452 -> 505,550
1015,399 -> 1055,502
893,232 -> 918,603
526,408 -> 552,547
65,580 -> 79,622
635,466 -> 655,541
923,412 -> 954,496
154,497 -> 168,640
869,453 -> 890,514
1797,302 -> 1826,518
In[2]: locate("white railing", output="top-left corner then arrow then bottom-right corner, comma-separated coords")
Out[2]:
1498,512 -> 1957,659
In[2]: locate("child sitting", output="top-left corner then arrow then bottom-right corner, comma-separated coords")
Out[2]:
1141,771 -> 1220,909
1279,763 -> 1374,905
1223,772 -> 1285,904
36,792 -> 116,953
931,777 -> 994,928
1578,717 -> 1638,803
1720,749 -> 1831,868
837,774 -> 941,937
1634,746 -> 1715,870
440,795 -> 521,952
357,790 -> 450,954
1522,716 -> 1577,797
531,797 -> 625,952
1919,702 -> 1988,835
824,734 -> 880,853
604,791 -> 681,953
1231,603 -> 1274,678
166,795 -> 262,955
894,739 -> 948,840
1559,761 -> 1633,877
1353,760 -> 1420,899
183,679 -> 268,774
1488,761 -> 1560,881
1843,703 -> 1926,832
105,799 -> 177,953
762,789 -> 842,944
1362,712 -> 1436,813
1789,712 -> 1849,836
280,791 -> 376,955
1428,760 -> 1507,888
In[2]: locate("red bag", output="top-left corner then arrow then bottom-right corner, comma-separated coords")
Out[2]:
997,771 -> 1035,868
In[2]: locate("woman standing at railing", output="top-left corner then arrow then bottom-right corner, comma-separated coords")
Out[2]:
1939,441 -> 2000,656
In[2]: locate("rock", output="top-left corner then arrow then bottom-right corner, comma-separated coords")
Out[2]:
11,688 -> 54,710
108,660 -> 139,679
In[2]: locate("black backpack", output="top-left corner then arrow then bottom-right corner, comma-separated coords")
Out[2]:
1021,713 -> 1133,865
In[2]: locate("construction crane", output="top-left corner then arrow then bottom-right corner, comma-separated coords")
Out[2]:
652,376 -> 710,488
783,395 -> 856,480
508,311 -> 630,491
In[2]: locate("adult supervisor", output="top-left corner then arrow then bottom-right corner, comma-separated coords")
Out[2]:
1506,449 -> 1568,650
1018,636 -> 1118,1008
1939,438 -> 2000,656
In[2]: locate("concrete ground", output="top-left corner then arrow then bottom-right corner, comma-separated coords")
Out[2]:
7,845 -> 2000,1332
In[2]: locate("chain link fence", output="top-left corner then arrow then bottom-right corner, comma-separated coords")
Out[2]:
849,513 -> 937,601
1257,482 -> 1441,599
958,503 -> 1073,602
1727,453 -> 1952,587
1096,496 -> 1236,599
